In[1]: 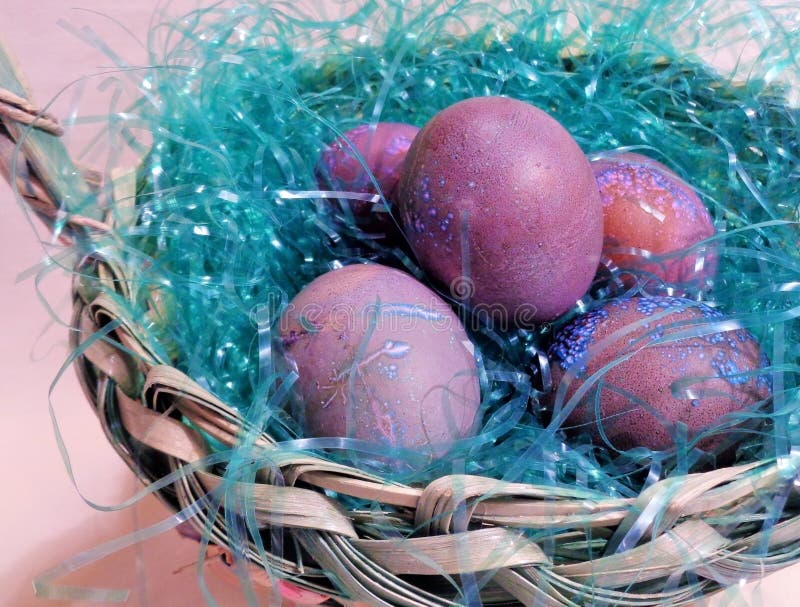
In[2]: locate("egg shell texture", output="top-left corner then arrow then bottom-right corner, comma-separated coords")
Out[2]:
591,152 -> 716,285
398,96 -> 603,324
549,296 -> 770,452
279,263 -> 480,455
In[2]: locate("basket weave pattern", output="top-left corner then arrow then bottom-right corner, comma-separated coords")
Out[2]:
64,259 -> 800,604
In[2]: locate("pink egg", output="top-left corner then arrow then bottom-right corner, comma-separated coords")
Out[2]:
397,96 -> 603,325
316,122 -> 420,232
279,263 -> 480,459
548,296 -> 770,453
591,152 -> 716,286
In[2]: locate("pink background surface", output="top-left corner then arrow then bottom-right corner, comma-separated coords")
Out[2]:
0,2 -> 797,606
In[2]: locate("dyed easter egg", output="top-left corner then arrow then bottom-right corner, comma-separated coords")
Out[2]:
591,152 -> 716,286
279,263 -> 480,458
316,122 -> 420,232
397,96 -> 603,325
548,296 -> 770,452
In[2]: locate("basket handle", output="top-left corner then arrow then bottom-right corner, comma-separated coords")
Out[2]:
0,37 -> 107,241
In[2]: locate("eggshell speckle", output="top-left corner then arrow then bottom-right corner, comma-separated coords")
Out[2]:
591,152 -> 716,285
548,296 -> 770,452
316,122 -> 420,232
397,96 -> 603,325
279,263 -> 480,457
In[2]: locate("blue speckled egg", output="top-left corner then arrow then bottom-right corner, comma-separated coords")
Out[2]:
548,296 -> 771,452
591,152 -> 716,286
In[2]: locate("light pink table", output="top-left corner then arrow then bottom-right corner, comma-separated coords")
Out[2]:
0,2 -> 796,606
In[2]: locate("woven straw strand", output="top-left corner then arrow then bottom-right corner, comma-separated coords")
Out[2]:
0,86 -> 63,135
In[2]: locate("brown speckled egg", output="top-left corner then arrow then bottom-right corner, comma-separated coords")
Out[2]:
548,296 -> 770,452
316,122 -> 420,232
397,96 -> 603,325
591,152 -> 716,286
279,263 -> 480,458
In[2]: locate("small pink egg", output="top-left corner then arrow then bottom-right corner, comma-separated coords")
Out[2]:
548,296 -> 770,453
591,152 -> 716,286
316,122 -> 420,232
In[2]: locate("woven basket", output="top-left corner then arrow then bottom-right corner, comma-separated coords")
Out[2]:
3,3 -> 800,606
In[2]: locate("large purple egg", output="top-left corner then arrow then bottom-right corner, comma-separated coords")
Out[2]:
548,296 -> 770,453
397,96 -> 603,325
316,122 -> 420,233
279,263 -> 480,458
591,152 -> 716,286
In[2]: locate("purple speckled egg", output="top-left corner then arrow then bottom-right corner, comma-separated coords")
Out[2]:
397,96 -> 603,325
548,296 -> 770,453
591,152 -> 716,286
316,122 -> 420,232
279,263 -> 480,458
